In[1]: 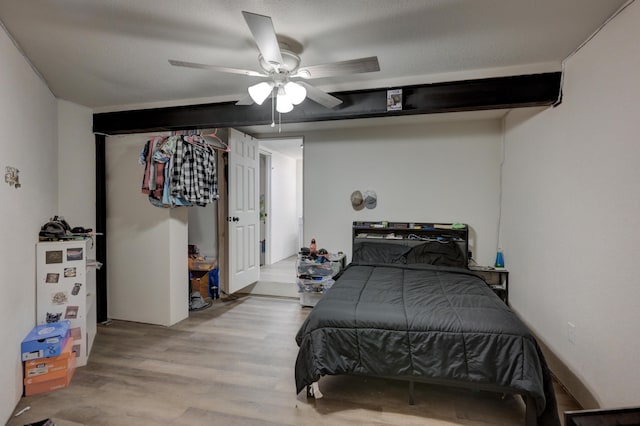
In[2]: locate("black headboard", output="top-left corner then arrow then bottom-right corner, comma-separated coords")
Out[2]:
352,221 -> 469,266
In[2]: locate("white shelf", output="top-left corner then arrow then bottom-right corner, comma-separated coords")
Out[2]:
36,239 -> 97,367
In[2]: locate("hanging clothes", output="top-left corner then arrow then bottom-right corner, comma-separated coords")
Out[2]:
153,136 -> 192,207
140,134 -> 219,208
140,137 -> 166,200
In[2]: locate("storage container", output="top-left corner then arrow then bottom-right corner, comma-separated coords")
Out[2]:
297,278 -> 334,293
300,292 -> 324,308
21,321 -> 71,361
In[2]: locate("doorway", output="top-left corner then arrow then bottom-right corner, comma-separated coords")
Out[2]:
259,152 -> 269,267
247,137 -> 302,297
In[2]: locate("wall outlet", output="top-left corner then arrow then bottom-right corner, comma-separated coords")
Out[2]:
567,322 -> 576,344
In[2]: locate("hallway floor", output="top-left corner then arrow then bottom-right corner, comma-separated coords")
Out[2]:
242,255 -> 299,298
260,255 -> 297,283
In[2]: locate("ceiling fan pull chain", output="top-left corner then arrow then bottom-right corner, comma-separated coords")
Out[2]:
270,91 -> 275,127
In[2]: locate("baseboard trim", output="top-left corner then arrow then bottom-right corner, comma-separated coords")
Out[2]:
533,337 -> 600,410
512,309 -> 600,410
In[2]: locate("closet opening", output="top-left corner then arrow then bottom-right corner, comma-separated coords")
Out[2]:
101,128 -> 304,325
188,201 -> 218,311
104,129 -> 229,326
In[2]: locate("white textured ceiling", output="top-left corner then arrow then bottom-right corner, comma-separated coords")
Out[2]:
0,0 -> 628,113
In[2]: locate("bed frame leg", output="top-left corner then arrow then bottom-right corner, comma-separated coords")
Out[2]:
306,382 -> 324,399
524,395 -> 536,426
408,381 -> 415,405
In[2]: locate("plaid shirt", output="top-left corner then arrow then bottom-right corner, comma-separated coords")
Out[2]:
170,137 -> 218,206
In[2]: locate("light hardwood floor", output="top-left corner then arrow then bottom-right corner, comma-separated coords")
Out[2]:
10,296 -> 579,426
243,256 -> 299,298
259,255 -> 298,283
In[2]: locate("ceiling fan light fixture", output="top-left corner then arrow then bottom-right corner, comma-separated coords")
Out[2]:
276,87 -> 294,113
170,11 -> 379,118
248,81 -> 274,105
284,81 -> 306,105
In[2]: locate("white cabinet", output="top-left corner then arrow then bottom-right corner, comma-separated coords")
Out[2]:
36,239 -> 97,367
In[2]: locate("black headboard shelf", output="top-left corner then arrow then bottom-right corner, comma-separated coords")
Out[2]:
352,221 -> 469,264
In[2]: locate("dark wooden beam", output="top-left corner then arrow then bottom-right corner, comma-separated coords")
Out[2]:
95,134 -> 108,323
93,72 -> 561,135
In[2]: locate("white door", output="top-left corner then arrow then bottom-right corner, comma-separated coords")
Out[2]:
227,129 -> 260,293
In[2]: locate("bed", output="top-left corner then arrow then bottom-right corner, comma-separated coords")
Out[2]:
294,222 -> 560,426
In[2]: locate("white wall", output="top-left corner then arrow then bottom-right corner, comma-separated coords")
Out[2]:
502,1 -> 640,408
57,98 -> 98,368
0,23 -> 58,424
296,158 -> 303,220
58,100 -> 95,229
266,148 -> 299,262
169,209 -> 189,324
296,158 -> 303,250
303,120 -> 502,264
188,202 -> 218,259
105,134 -> 189,326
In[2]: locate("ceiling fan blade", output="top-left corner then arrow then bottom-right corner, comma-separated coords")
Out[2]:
168,59 -> 267,77
297,81 -> 343,109
242,11 -> 283,68
295,56 -> 380,79
235,93 -> 255,106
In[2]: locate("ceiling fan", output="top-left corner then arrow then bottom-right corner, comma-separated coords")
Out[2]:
169,11 -> 380,114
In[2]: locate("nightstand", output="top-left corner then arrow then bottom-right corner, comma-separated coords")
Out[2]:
468,266 -> 509,306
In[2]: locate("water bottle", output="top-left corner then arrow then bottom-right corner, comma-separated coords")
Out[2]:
495,248 -> 505,268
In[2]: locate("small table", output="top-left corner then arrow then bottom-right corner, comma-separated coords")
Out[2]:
468,266 -> 509,305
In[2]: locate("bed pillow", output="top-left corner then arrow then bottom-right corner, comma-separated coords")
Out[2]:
404,240 -> 466,267
352,241 -> 409,264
